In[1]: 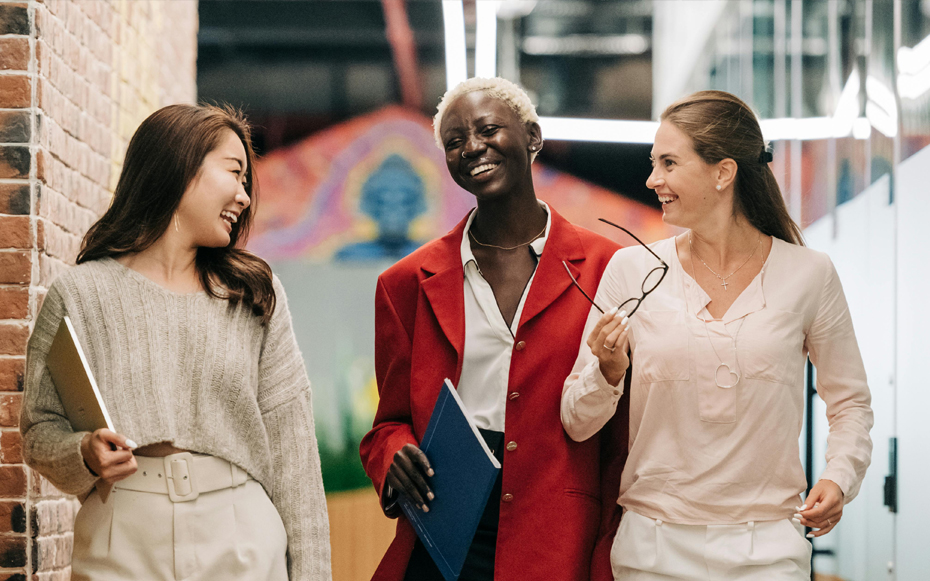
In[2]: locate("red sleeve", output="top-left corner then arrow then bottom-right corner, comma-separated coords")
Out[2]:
359,276 -> 418,502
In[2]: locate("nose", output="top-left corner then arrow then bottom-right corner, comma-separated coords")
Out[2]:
236,189 -> 250,209
461,134 -> 485,158
646,167 -> 663,190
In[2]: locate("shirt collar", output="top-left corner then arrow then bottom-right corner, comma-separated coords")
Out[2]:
461,201 -> 551,269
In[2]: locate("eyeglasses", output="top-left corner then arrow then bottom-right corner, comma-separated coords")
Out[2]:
562,218 -> 668,317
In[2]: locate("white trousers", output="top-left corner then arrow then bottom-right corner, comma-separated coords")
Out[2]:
611,511 -> 812,580
72,479 -> 288,581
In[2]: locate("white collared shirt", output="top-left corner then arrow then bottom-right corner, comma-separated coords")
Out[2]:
458,202 -> 551,431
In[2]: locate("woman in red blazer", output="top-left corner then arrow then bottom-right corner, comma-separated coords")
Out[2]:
359,77 -> 626,581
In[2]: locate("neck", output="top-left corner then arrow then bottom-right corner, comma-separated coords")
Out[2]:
689,213 -> 761,268
119,229 -> 199,283
470,189 -> 546,248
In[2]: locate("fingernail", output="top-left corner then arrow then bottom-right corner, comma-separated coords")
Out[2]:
792,518 -> 801,524
619,310 -> 627,318
799,504 -> 807,511
427,492 -> 435,500
793,513 -> 803,519
621,316 -> 629,326
125,439 -> 138,449
806,533 -> 815,538
427,469 -> 435,477
422,505 -> 430,513
608,306 -> 619,315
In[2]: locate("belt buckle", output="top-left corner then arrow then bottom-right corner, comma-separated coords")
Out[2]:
164,452 -> 199,503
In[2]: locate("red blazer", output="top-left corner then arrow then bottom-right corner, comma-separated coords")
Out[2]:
360,206 -> 629,581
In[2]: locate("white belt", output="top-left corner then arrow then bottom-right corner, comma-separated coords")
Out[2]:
115,452 -> 250,503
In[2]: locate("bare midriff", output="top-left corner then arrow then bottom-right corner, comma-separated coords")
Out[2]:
134,441 -> 190,457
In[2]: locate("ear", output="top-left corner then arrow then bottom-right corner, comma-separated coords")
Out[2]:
526,122 -> 543,152
715,158 -> 738,191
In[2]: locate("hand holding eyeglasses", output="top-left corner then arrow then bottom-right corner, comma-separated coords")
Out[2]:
586,306 -> 630,386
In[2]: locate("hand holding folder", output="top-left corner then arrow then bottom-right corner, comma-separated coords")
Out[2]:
46,316 -> 137,500
395,379 -> 501,581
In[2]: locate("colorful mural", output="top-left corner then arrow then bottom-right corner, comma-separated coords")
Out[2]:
249,106 -> 675,492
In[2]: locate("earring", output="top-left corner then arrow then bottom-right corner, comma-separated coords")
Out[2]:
715,185 -> 722,191
174,213 -> 180,232
529,146 -> 536,151
462,151 -> 467,159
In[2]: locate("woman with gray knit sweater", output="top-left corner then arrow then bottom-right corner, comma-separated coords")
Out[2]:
21,105 -> 332,580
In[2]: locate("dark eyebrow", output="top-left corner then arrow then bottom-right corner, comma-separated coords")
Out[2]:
649,153 -> 677,161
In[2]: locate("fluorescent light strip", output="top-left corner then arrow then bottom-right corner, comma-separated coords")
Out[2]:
475,1 -> 500,78
442,0 -> 467,90
539,117 -> 659,144
898,32 -> 930,75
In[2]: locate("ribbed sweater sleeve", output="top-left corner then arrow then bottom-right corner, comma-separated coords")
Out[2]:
21,280 -> 100,497
259,277 -> 332,581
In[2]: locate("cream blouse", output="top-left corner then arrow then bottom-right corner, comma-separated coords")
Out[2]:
561,237 -> 873,524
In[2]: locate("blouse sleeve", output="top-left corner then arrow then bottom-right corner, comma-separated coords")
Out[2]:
257,276 -> 332,581
21,281 -> 100,497
805,254 -> 874,503
561,250 -> 628,442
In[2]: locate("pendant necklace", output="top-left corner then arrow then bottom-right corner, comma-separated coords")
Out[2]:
687,235 -> 747,389
689,233 -> 761,290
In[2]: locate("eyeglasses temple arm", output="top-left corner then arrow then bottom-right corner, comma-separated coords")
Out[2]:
562,261 -> 605,315
598,218 -> 668,266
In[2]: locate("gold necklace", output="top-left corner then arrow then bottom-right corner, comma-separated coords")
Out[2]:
468,222 -> 547,251
689,232 -> 762,291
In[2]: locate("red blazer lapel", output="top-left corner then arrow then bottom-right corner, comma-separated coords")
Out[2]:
419,213 -> 469,364
517,207 -> 586,328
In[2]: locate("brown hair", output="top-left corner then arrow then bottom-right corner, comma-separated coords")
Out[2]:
78,104 -> 276,323
661,90 -> 804,245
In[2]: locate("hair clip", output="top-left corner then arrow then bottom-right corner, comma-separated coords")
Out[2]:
759,145 -> 773,164
759,147 -> 773,164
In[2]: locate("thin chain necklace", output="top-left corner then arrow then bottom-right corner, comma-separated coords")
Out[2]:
469,222 -> 547,251
689,232 -> 762,290
686,240 -> 745,389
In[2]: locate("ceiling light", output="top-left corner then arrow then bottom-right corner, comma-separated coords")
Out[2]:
442,0 -> 467,90
475,1 -> 501,78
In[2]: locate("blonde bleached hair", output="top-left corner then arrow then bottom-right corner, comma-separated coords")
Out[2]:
433,77 -> 540,161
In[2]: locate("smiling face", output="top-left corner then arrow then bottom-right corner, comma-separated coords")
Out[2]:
439,91 -> 541,201
175,129 -> 251,248
646,121 -> 725,229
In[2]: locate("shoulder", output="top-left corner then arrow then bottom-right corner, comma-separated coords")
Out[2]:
377,235 -> 452,294
566,223 -> 622,261
607,236 -> 675,272
770,238 -> 835,280
47,258 -> 118,298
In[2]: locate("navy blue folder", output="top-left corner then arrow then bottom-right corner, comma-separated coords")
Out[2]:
398,379 -> 502,581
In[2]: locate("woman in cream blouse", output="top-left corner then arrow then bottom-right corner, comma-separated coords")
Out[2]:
561,90 -> 873,580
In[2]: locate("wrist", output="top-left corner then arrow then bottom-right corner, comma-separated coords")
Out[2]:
599,361 -> 626,386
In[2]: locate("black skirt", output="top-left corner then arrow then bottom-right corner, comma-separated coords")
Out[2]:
403,429 -> 505,581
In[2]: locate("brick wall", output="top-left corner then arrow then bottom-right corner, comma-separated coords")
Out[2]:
0,1 -> 197,578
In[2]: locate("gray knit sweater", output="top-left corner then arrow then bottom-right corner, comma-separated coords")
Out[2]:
21,257 -> 332,581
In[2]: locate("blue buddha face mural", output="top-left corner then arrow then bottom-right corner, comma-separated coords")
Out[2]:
335,154 -> 427,261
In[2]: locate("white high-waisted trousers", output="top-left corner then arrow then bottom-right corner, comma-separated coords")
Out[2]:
611,510 -> 812,580
71,479 -> 288,581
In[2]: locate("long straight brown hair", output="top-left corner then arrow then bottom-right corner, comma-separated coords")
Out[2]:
78,104 -> 276,323
662,90 -> 804,245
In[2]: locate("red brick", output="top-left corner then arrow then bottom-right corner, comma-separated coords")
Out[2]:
0,393 -> 23,425
0,465 -> 26,497
0,287 -> 28,319
0,501 -> 25,534
1,431 -> 22,464
0,323 -> 28,356
0,146 -> 30,179
0,184 -> 30,215
0,252 -> 30,284
0,216 -> 30,249
0,534 -> 26,568
36,218 -> 45,252
0,37 -> 28,71
0,75 -> 30,109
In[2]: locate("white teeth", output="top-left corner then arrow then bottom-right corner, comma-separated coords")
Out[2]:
658,195 -> 677,204
221,211 -> 238,223
470,163 -> 498,176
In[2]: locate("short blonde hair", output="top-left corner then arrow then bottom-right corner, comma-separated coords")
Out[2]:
433,77 -> 540,157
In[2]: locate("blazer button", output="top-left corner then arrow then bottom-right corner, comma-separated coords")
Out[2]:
502,493 -> 514,503
508,392 -> 520,401
515,341 -> 526,351
506,441 -> 517,452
